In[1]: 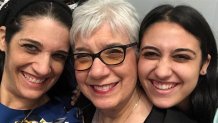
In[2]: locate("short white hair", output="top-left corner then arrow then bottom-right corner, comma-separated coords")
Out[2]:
70,0 -> 139,46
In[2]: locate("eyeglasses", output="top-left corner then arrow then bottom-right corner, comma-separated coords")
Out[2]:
73,42 -> 137,71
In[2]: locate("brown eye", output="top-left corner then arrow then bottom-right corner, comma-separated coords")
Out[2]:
74,53 -> 90,59
52,53 -> 68,61
103,47 -> 124,59
21,43 -> 39,54
141,51 -> 160,60
173,54 -> 192,62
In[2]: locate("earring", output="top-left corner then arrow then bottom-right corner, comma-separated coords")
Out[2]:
201,70 -> 206,75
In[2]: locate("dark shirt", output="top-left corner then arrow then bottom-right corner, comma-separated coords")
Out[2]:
80,105 -> 197,123
145,106 -> 197,123
77,95 -> 197,123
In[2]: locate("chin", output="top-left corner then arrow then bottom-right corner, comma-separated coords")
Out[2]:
21,91 -> 45,100
153,100 -> 175,109
93,100 -> 116,110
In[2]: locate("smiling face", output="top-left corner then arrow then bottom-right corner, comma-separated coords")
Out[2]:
0,17 -> 70,103
74,23 -> 138,110
138,22 -> 210,108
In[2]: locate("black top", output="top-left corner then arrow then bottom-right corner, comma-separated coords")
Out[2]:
145,106 -> 197,123
77,95 -> 197,123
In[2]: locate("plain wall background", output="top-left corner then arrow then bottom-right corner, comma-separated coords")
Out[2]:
127,0 -> 218,47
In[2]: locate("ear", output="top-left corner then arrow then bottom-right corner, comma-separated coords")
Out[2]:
0,26 -> 7,52
200,54 -> 211,75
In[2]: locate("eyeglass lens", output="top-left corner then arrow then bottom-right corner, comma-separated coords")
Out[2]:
73,43 -> 136,71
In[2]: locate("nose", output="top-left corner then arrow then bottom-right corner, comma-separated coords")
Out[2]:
154,58 -> 172,79
33,54 -> 51,76
88,58 -> 110,79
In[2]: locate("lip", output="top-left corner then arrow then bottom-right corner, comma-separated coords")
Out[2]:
91,82 -> 118,95
21,71 -> 48,88
150,79 -> 178,95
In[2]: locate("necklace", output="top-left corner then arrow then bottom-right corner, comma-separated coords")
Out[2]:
96,92 -> 141,123
20,109 -> 34,123
123,92 -> 141,123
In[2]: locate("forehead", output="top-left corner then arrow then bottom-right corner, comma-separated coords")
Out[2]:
11,17 -> 70,50
74,23 -> 130,50
142,22 -> 200,50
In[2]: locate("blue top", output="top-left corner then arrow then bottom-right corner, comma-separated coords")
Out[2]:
0,98 -> 81,123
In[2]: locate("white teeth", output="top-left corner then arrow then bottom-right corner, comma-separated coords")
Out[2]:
153,81 -> 176,90
23,73 -> 45,83
93,84 -> 114,91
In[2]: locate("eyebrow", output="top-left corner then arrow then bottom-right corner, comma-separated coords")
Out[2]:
174,48 -> 196,55
19,38 -> 42,48
20,38 -> 69,54
140,46 -> 159,52
74,47 -> 90,53
105,42 -> 124,48
56,50 -> 69,56
141,46 -> 196,55
74,42 -> 125,52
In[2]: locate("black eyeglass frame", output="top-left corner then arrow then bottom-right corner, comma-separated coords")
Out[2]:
73,42 -> 137,71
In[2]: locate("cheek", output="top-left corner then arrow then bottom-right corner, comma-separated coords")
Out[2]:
75,71 -> 89,94
121,52 -> 138,76
174,65 -> 200,90
137,59 -> 152,80
75,71 -> 87,85
51,62 -> 65,77
182,70 -> 199,84
119,58 -> 137,85
138,61 -> 149,89
4,52 -> 24,73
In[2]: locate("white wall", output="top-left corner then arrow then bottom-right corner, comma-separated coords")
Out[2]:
127,0 -> 218,46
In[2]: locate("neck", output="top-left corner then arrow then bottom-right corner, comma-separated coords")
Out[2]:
94,88 -> 152,123
0,84 -> 49,110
